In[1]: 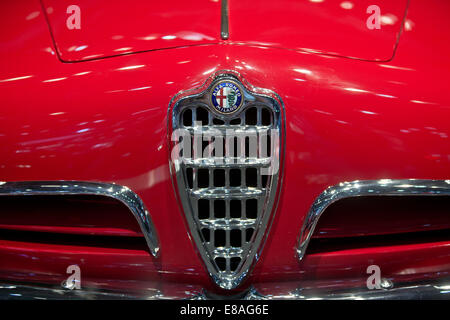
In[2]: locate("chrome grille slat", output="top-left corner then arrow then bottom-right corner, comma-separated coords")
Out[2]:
189,188 -> 266,199
170,74 -> 283,289
184,126 -> 272,134
199,218 -> 257,229
213,247 -> 243,257
182,157 -> 272,168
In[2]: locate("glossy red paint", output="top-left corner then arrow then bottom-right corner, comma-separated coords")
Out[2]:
0,238 -> 209,296
41,0 -> 221,62
253,239 -> 450,296
0,0 -> 449,295
230,0 -> 409,61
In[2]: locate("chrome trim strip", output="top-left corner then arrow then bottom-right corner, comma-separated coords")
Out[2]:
0,181 -> 160,257
296,179 -> 450,260
221,0 -> 229,40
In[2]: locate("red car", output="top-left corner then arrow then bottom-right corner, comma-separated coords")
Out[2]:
0,0 -> 449,299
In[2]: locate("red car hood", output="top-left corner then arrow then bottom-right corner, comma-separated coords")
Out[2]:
42,0 -> 408,62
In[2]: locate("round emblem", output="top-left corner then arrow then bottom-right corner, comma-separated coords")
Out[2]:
211,81 -> 244,115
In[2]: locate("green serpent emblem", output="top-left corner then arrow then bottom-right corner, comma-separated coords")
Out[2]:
227,90 -> 236,107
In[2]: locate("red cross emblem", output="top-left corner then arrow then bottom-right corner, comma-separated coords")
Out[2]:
216,88 -> 227,107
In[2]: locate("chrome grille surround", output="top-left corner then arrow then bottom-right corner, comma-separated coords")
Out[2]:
0,181 -> 160,257
296,179 -> 450,260
168,72 -> 284,289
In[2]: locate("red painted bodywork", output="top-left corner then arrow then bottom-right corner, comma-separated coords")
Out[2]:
41,0 -> 407,62
41,0 -> 221,62
0,0 -> 449,296
230,0 -> 408,61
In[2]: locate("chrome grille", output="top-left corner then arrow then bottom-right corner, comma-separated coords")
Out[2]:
170,74 -> 283,289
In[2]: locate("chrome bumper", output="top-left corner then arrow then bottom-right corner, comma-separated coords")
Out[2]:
1,279 -> 449,300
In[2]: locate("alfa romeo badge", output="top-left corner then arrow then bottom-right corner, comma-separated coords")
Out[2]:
210,80 -> 244,115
